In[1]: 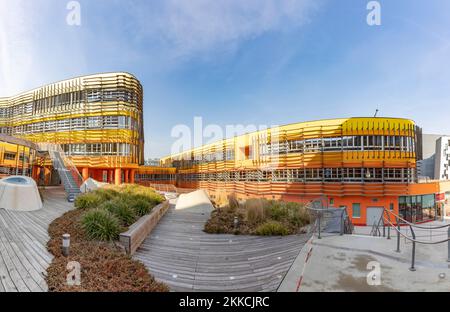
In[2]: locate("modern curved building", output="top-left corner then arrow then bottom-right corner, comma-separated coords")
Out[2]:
1,73 -> 445,225
0,72 -> 145,184
161,117 -> 444,225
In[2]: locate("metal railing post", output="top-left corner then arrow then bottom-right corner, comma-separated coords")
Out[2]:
410,226 -> 416,271
396,217 -> 401,253
318,212 -> 321,239
386,211 -> 391,240
340,210 -> 344,236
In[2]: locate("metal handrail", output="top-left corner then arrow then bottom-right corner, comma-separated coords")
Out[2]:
383,208 -> 450,230
39,143 -> 83,187
382,214 -> 450,245
306,198 -> 353,237
371,207 -> 450,271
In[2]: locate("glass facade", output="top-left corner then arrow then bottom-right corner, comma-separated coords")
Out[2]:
399,194 -> 436,222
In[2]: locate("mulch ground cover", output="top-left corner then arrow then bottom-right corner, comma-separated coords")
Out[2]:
46,209 -> 169,292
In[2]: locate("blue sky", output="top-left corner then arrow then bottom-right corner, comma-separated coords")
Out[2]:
1,0 -> 450,158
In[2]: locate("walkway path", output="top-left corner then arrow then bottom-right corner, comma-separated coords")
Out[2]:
134,190 -> 310,292
279,224 -> 450,292
0,187 -> 73,292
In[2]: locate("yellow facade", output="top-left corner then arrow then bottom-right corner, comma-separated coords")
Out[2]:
0,135 -> 37,178
161,117 -> 437,225
0,72 -> 147,184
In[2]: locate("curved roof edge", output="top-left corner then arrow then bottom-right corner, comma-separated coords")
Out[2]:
0,72 -> 141,99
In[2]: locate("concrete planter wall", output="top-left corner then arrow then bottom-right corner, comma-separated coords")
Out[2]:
119,201 -> 170,255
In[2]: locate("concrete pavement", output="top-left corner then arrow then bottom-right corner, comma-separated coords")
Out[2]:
279,223 -> 450,292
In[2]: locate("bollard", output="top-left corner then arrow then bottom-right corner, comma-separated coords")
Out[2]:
396,217 -> 401,253
233,216 -> 239,229
447,227 -> 450,263
62,233 -> 70,257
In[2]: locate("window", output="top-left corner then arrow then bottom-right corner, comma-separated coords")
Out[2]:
389,203 -> 394,211
4,152 -> 16,161
352,203 -> 361,218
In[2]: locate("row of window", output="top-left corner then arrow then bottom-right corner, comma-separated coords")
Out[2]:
33,91 -> 85,114
167,135 -> 416,169
86,89 -> 138,104
1,88 -> 139,117
61,143 -> 137,157
177,167 -> 416,183
135,174 -> 176,182
2,152 -> 30,163
2,115 -> 139,136
0,166 -> 31,176
261,135 -> 416,155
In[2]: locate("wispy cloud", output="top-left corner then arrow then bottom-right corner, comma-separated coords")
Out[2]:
128,0 -> 319,61
0,0 -> 40,96
0,0 -> 88,96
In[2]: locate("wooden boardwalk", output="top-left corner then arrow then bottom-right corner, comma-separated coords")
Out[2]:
134,200 -> 310,292
0,187 -> 73,292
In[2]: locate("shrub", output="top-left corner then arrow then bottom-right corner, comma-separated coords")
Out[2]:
204,223 -> 227,234
141,192 -> 164,205
75,193 -> 102,210
266,201 -> 288,221
286,202 -> 310,227
128,197 -> 154,216
95,188 -> 120,201
102,199 -> 137,226
255,221 -> 289,236
81,209 -> 121,241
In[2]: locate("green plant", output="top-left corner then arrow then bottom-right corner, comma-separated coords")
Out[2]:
102,199 -> 137,226
95,188 -> 120,201
266,201 -> 288,221
286,202 -> 310,227
255,221 -> 289,236
128,197 -> 154,216
81,209 -> 121,241
140,193 -> 164,205
74,193 -> 102,210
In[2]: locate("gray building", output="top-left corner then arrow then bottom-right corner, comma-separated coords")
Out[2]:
434,136 -> 450,180
417,134 -> 450,180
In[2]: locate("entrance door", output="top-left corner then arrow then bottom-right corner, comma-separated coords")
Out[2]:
366,207 -> 384,227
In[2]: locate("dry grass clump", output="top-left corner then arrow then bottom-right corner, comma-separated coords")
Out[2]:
245,198 -> 268,224
204,194 -> 310,236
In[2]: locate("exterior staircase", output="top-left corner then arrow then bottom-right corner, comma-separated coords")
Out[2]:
38,144 -> 83,202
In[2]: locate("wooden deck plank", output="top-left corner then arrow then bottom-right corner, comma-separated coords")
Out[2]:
0,187 -> 73,293
134,201 -> 309,292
